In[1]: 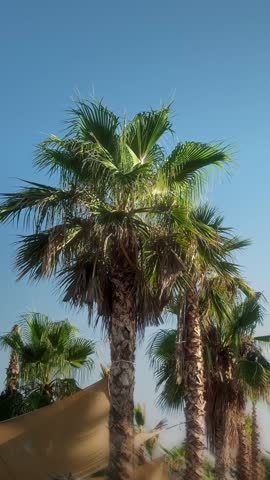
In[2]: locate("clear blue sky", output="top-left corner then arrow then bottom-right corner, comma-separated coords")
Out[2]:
0,0 -> 270,448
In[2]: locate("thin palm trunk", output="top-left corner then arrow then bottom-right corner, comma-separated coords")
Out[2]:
108,258 -> 136,480
237,411 -> 251,480
183,289 -> 205,480
251,405 -> 264,480
215,416 -> 230,480
6,324 -> 20,394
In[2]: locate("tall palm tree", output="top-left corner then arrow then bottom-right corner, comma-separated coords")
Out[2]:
148,298 -> 270,480
0,99 -> 231,479
165,206 -> 250,480
0,312 -> 95,405
204,297 -> 270,480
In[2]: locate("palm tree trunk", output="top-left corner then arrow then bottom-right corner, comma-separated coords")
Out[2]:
251,405 -> 264,480
237,412 -> 251,480
6,324 -> 20,394
108,260 -> 136,480
215,416 -> 230,480
183,289 -> 205,480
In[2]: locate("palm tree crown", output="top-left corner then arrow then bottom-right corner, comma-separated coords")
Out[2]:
0,312 -> 95,388
0,100 -> 231,329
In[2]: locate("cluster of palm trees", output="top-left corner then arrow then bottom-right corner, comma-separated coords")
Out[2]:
148,296 -> 270,479
0,99 -> 269,480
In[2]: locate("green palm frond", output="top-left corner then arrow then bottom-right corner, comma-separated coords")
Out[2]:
16,231 -> 55,280
68,99 -> 120,156
190,204 -> 226,233
134,403 -> 146,431
66,338 -> 95,370
237,359 -> 270,391
162,142 -> 231,195
223,236 -> 251,253
254,335 -> 270,343
229,295 -> 265,338
124,105 -> 172,163
0,331 -> 24,352
148,329 -> 184,413
0,181 -> 77,229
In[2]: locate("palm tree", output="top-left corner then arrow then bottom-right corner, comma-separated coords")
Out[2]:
204,297 -> 270,480
5,324 -> 21,394
148,297 -> 270,480
0,99 -> 231,479
166,206 -> 250,480
0,312 -> 95,406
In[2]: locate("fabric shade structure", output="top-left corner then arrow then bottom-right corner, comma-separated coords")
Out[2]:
0,379 -> 169,480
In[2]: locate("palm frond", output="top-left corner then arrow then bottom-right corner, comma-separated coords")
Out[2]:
254,335 -> 270,343
0,181 -> 77,229
230,295 -> 265,337
237,359 -> 270,390
68,99 -> 120,157
124,105 -> 172,163
134,403 -> 146,431
66,338 -> 95,370
147,329 -> 184,413
162,142 -> 231,194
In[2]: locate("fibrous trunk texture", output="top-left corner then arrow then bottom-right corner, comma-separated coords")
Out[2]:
251,405 -> 264,480
183,289 -> 205,480
237,412 -> 251,480
215,415 -> 230,480
108,257 -> 136,480
6,324 -> 20,394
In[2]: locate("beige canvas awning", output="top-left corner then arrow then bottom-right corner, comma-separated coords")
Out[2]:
0,379 -> 169,480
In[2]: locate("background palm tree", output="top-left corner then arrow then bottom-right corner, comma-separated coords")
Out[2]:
0,99 -> 231,480
204,296 -> 270,480
148,296 -> 270,480
160,206 -> 250,480
5,324 -> 21,394
0,312 -> 95,411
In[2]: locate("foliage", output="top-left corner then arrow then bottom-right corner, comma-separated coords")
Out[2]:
148,296 -> 270,470
0,99 -> 233,333
262,455 -> 270,480
134,402 -> 167,459
0,312 -> 95,386
0,313 -> 95,419
0,390 -> 26,421
161,445 -> 216,479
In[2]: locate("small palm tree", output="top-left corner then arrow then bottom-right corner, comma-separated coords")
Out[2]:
0,312 -> 95,406
0,99 -> 231,480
